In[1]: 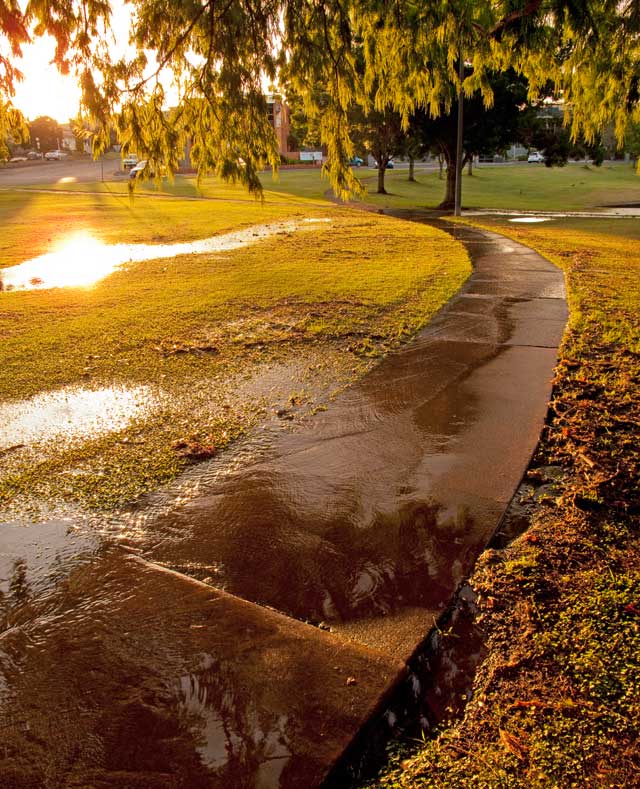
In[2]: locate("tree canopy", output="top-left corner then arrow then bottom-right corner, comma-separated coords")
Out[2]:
412,69 -> 535,207
28,115 -> 63,152
1,1 -> 639,196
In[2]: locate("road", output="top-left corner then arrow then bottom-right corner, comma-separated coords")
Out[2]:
0,157 -> 126,187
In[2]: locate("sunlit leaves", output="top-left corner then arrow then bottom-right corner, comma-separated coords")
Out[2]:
2,0 -> 640,194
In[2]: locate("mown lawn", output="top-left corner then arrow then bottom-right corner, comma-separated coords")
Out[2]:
0,190 -> 470,510
368,216 -> 640,788
355,160 -> 640,211
0,188 -> 311,267
19,159 -> 640,212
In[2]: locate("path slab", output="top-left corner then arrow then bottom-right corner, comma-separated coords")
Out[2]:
0,550 -> 405,788
115,221 -> 568,661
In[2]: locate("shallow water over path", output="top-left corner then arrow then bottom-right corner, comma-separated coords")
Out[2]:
0,219 -> 567,786
114,221 -> 567,659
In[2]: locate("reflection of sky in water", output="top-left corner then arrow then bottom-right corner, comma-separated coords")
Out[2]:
0,219 -> 327,292
178,654 -> 291,785
0,385 -> 155,448
509,217 -> 551,223
0,519 -> 98,597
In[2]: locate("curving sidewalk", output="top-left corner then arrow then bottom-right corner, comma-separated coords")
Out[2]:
0,220 -> 568,787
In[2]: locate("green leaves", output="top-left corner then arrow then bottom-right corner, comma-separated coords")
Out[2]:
2,0 -> 640,196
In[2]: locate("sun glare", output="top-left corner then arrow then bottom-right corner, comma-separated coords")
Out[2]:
0,232 -> 119,291
12,35 -> 82,123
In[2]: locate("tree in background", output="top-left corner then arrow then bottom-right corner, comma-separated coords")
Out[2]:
29,116 -> 64,152
399,127 -> 430,183
412,70 -> 534,209
624,122 -> 640,164
350,105 -> 404,194
1,1 -> 640,199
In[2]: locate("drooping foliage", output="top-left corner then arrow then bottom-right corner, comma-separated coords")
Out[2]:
1,0 -> 639,193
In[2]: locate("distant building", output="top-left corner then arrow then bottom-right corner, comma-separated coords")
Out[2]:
60,124 -> 76,151
266,94 -> 294,157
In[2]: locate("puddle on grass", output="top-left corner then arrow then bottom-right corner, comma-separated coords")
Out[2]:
0,219 -> 329,292
509,217 -> 552,224
0,385 -> 155,449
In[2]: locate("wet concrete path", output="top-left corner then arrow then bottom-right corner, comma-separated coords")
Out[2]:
0,219 -> 567,787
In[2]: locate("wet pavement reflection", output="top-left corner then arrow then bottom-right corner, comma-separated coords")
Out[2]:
0,219 -> 568,786
111,221 -> 567,659
0,551 -> 404,787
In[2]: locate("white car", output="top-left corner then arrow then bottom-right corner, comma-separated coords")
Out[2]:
527,151 -> 544,163
44,150 -> 68,160
129,160 -> 167,179
129,159 -> 148,179
123,153 -> 138,169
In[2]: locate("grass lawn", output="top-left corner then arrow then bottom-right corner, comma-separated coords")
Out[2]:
368,215 -> 640,788
0,188 -> 315,267
20,160 -> 640,213
0,188 -> 470,510
355,160 -> 640,211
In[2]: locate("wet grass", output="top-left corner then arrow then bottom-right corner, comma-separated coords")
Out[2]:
0,189 -> 312,268
366,216 -> 640,788
0,201 -> 470,511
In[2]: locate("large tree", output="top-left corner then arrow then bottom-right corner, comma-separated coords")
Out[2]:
29,115 -> 64,152
2,1 -> 639,198
414,69 -> 535,208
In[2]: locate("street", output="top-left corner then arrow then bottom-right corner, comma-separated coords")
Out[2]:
0,156 -> 125,187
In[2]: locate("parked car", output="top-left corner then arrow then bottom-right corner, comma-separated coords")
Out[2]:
527,151 -> 545,163
123,153 -> 138,169
27,151 -> 43,160
44,150 -> 68,160
374,159 -> 395,169
129,160 -> 147,179
129,160 -> 168,180
350,156 -> 364,167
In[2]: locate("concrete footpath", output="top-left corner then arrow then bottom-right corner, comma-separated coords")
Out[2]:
0,219 -> 568,787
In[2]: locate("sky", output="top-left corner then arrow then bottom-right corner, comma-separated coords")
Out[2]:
11,1 -> 130,123
12,36 -> 82,123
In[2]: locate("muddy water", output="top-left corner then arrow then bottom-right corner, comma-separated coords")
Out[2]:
0,385 -> 155,449
0,219 -> 327,291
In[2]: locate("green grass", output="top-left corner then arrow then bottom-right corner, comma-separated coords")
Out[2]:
0,192 -> 470,509
355,161 -> 640,211
21,160 -> 640,213
0,189 -> 316,267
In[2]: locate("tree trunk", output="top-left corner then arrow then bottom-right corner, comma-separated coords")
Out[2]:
408,157 -> 415,181
438,154 -> 444,179
377,165 -> 387,194
438,158 -> 456,209
467,157 -> 473,176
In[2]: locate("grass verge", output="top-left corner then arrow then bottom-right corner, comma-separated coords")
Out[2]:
0,196 -> 470,511
367,217 -> 640,787
16,160 -> 640,213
